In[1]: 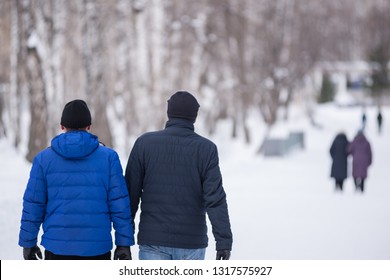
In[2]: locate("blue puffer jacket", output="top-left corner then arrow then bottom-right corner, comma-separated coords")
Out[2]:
19,131 -> 134,256
125,118 -> 232,251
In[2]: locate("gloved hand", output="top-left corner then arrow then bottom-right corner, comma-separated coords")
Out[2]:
216,250 -> 231,260
114,246 -> 132,260
23,246 -> 43,260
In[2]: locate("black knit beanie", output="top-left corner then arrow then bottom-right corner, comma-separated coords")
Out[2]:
167,91 -> 200,123
60,99 -> 92,129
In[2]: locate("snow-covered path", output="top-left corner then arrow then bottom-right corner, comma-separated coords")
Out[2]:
1,104 -> 389,260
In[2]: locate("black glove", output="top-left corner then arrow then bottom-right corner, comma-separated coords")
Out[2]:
114,246 -> 132,260
23,246 -> 43,260
216,250 -> 231,260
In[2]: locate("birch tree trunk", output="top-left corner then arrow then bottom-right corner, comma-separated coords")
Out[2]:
8,0 -> 25,148
0,0 -> 11,138
45,0 -> 66,137
23,0 -> 48,162
82,0 -> 112,147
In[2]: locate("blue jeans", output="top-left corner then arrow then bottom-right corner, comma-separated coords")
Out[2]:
139,245 -> 206,260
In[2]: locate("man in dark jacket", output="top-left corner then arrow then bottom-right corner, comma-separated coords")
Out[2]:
19,100 -> 134,260
330,132 -> 349,191
125,91 -> 233,260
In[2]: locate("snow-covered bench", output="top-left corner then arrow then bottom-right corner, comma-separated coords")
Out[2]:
263,131 -> 305,157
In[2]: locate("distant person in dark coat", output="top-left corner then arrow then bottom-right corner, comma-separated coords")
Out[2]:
377,110 -> 383,135
330,132 -> 349,191
361,112 -> 367,131
125,91 -> 233,260
347,131 -> 372,192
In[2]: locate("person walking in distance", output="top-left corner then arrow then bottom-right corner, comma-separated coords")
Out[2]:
19,99 -> 134,260
125,91 -> 233,260
329,132 -> 349,191
377,110 -> 383,135
361,107 -> 367,131
347,130 -> 372,193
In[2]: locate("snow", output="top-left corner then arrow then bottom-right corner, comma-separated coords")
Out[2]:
1,103 -> 389,260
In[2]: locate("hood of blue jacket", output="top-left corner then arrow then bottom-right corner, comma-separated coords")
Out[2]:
51,131 -> 99,159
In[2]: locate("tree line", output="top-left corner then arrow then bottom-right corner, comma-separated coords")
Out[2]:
0,0 -> 389,161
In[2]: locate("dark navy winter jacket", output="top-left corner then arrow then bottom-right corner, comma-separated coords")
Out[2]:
125,118 -> 232,251
330,133 -> 349,180
19,131 -> 134,256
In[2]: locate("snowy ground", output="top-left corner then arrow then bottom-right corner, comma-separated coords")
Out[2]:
1,103 -> 389,260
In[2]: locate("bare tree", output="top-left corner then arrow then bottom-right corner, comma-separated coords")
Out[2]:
82,0 -> 112,147
198,0 -> 252,140
44,0 -> 67,137
364,1 -> 390,105
7,0 -> 27,148
0,0 -> 11,138
21,0 -> 48,162
0,0 -> 387,157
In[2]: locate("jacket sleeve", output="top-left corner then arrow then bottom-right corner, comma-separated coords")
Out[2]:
125,139 -> 144,225
108,151 -> 135,246
19,155 -> 47,248
202,144 -> 233,251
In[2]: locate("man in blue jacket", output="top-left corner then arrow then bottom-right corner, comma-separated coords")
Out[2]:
125,91 -> 233,260
19,99 -> 134,260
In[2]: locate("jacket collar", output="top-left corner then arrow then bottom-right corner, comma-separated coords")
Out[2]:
165,118 -> 195,131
